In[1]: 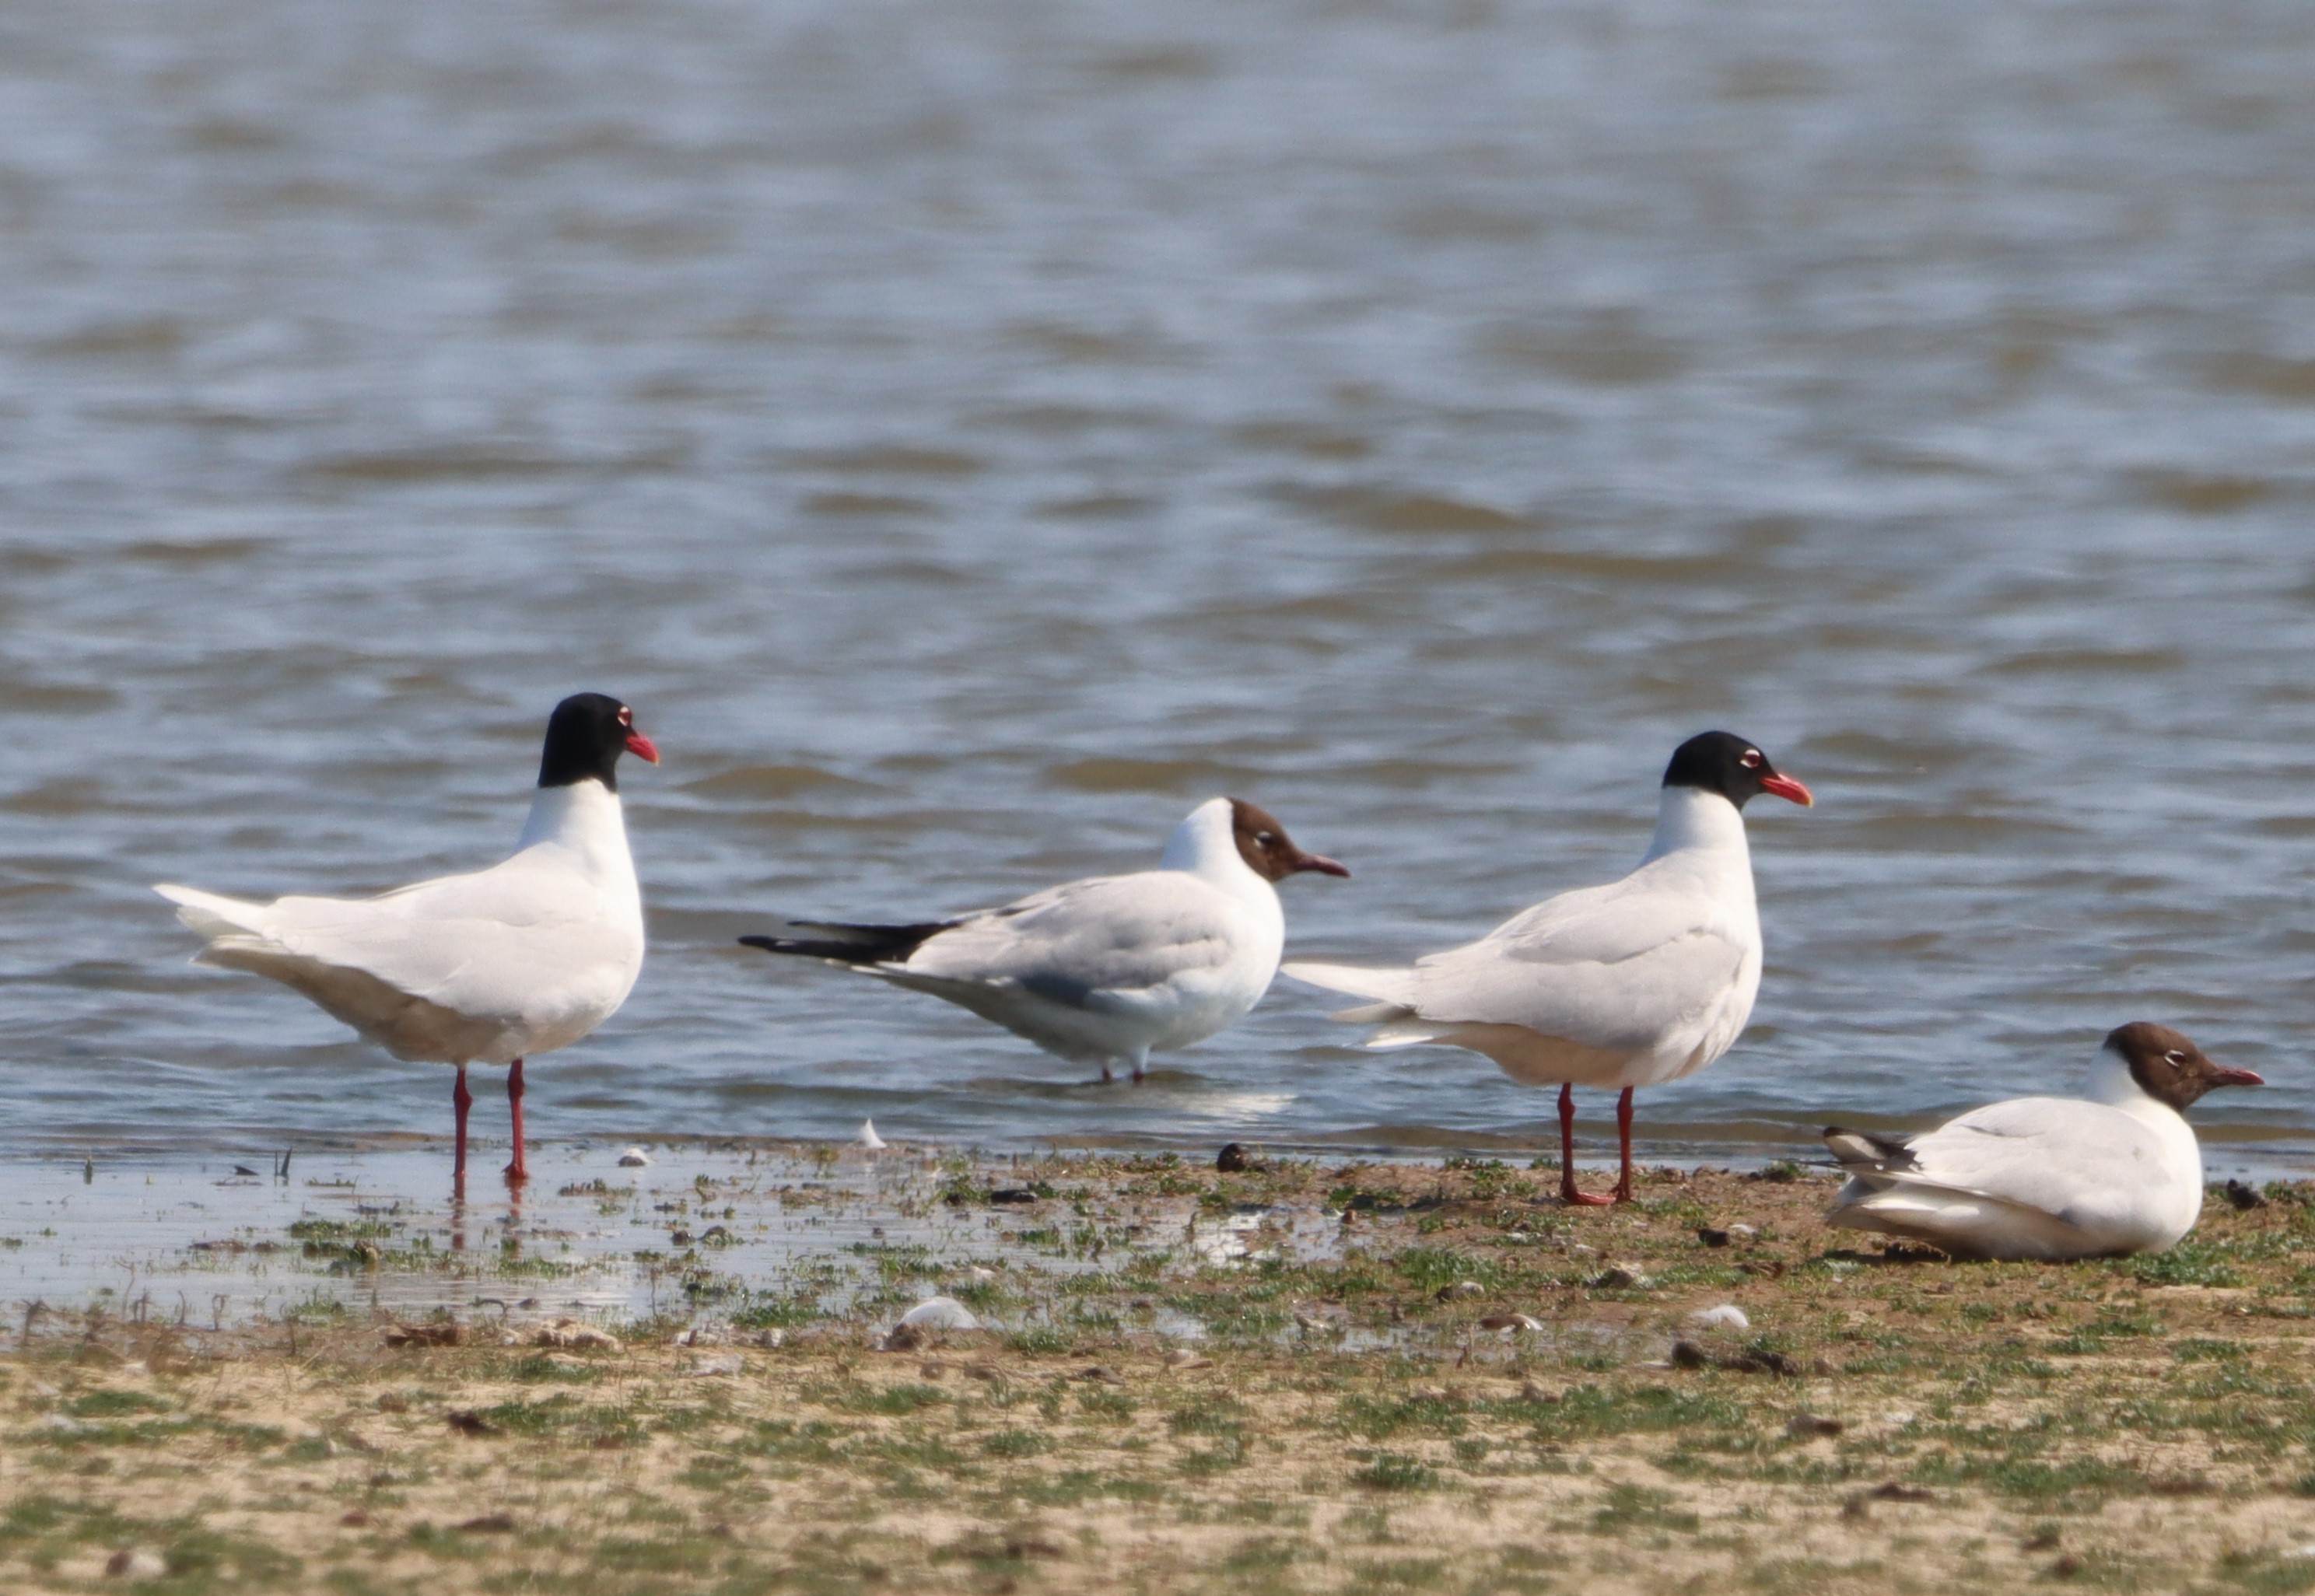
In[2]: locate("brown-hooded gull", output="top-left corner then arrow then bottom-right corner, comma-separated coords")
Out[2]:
1823,1022 -> 2262,1260
741,796 -> 1347,1083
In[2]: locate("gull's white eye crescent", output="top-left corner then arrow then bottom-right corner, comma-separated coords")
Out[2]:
2164,1050 -> 2187,1066
1739,749 -> 1763,769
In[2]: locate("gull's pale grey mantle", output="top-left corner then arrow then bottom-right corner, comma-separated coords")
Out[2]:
743,796 -> 1346,1083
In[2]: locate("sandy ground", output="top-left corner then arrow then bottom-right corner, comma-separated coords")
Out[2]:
2,1153 -> 2314,1593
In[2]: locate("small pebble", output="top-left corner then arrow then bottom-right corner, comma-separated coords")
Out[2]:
884,1296 -> 979,1349
1588,1265 -> 1652,1290
1690,1304 -> 1749,1329
899,1297 -> 979,1330
1478,1313 -> 1545,1332
690,1354 -> 745,1377
534,1320 -> 620,1351
104,1549 -> 167,1580
1786,1412 -> 1844,1437
616,1147 -> 651,1167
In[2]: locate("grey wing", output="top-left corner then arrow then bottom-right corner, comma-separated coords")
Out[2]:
1903,1100 -> 2178,1230
234,855 -> 633,1021
1408,881 -> 1750,1054
895,871 -> 1237,1006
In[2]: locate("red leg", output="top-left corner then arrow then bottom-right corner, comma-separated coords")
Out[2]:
1614,1087 -> 1635,1203
503,1058 -> 528,1185
452,1066 -> 473,1190
1559,1083 -> 1610,1206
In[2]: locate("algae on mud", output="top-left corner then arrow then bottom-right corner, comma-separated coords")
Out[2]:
3,1150 -> 2315,1594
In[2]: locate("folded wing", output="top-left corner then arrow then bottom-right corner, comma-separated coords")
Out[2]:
1291,870 -> 1751,1080
891,871 -> 1238,1013
1824,1098 -> 2180,1259
157,848 -> 636,1034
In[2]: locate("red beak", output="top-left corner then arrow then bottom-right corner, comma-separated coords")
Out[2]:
625,732 -> 661,765
2212,1066 -> 2264,1089
1295,852 -> 1350,878
1760,772 -> 1813,807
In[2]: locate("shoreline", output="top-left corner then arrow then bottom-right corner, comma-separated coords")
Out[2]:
1,1150 -> 2312,1591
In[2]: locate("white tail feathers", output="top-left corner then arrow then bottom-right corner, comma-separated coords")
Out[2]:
1280,961 -> 1441,1050
1361,1017 -> 1450,1049
154,884 -> 274,947
1278,961 -> 1419,1007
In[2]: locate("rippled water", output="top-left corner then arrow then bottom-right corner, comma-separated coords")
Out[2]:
4,0 -> 2314,1176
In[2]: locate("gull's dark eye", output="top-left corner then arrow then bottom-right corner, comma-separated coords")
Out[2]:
1739,749 -> 1763,769
2164,1050 -> 2187,1066
1256,831 -> 1277,845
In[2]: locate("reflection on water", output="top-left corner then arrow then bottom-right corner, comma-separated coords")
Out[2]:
0,1142 -> 1366,1331
2,0 -> 2314,1173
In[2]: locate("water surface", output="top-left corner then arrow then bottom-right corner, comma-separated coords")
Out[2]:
2,0 -> 2313,1174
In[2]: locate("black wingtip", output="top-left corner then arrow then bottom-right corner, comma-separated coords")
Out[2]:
740,922 -> 951,964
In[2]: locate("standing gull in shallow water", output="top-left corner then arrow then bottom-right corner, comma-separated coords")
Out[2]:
741,797 -> 1347,1083
1284,731 -> 1811,1205
1823,1022 -> 2262,1261
156,692 -> 658,1188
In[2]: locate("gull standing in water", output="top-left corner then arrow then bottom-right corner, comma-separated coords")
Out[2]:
1285,732 -> 1811,1204
741,797 -> 1347,1083
156,692 -> 657,1188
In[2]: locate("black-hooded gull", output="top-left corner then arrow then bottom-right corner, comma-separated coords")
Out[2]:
1284,731 -> 1810,1204
156,692 -> 658,1188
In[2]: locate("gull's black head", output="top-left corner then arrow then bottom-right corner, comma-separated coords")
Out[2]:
1661,731 -> 1813,811
538,693 -> 660,791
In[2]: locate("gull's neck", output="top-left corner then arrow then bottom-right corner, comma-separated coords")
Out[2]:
519,779 -> 633,877
1639,784 -> 1752,867
2088,1051 -> 2183,1127
1161,796 -> 1273,903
